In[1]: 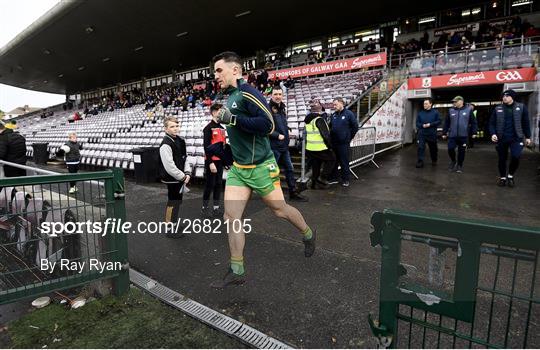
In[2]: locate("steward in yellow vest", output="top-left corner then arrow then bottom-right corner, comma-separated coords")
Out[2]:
304,102 -> 335,189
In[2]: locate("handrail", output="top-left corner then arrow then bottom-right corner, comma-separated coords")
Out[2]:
346,72 -> 385,109
0,159 -> 105,188
390,35 -> 540,69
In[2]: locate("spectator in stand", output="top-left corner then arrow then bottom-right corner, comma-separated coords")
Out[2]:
284,75 -> 296,89
365,38 -> 376,53
248,72 -> 257,87
525,25 -> 540,38
449,31 -> 462,48
203,96 -> 213,107
257,69 -> 269,92
420,32 -> 430,50
264,84 -> 274,96
0,120 -> 26,177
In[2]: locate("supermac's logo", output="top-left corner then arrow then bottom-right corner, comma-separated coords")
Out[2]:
496,70 -> 523,81
447,72 -> 486,86
351,54 -> 382,69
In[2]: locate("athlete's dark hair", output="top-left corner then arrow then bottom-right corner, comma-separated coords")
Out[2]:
210,103 -> 223,113
212,51 -> 243,68
423,98 -> 433,104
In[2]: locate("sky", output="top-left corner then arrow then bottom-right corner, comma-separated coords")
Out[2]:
0,0 -> 64,113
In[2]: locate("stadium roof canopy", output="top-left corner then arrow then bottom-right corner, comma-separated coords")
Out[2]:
0,0 -> 482,95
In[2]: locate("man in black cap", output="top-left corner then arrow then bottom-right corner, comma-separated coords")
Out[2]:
489,89 -> 532,187
442,96 -> 477,173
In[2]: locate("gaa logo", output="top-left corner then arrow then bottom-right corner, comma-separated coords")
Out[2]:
422,77 -> 432,88
496,71 -> 523,81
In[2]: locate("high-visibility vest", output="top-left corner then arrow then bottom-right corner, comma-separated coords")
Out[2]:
305,116 -> 328,151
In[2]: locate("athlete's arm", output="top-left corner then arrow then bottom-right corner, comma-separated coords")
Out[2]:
236,87 -> 274,135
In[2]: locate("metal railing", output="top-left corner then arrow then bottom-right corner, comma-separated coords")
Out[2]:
0,163 -> 129,304
347,68 -> 408,127
298,126 -> 378,184
392,36 -> 540,74
369,209 -> 540,348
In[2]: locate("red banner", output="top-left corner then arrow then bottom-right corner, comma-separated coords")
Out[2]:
408,68 -> 537,89
268,52 -> 387,80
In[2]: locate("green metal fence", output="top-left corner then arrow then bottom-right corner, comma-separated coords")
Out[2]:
0,167 -> 129,304
369,209 -> 540,348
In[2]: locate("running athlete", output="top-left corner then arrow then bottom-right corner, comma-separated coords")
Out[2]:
210,51 -> 315,288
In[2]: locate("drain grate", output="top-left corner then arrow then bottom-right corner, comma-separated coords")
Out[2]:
129,268 -> 292,349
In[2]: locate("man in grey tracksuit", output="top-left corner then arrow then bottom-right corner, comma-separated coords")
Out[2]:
442,96 -> 478,173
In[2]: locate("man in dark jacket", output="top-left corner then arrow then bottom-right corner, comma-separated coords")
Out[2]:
159,116 -> 193,238
0,121 -> 27,177
305,102 -> 335,189
329,97 -> 359,187
61,132 -> 82,193
489,89 -> 532,187
442,96 -> 478,173
416,98 -> 441,168
269,87 -> 306,202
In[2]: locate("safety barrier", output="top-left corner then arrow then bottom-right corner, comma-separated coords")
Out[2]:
369,209 -> 540,348
0,162 -> 129,304
299,126 -> 377,183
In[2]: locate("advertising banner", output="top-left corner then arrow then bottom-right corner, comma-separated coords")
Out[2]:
408,68 -> 537,89
268,52 -> 387,80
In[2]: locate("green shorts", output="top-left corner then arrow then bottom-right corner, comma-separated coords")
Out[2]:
227,158 -> 281,196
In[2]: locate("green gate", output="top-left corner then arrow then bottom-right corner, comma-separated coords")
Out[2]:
0,168 -> 129,304
369,209 -> 540,348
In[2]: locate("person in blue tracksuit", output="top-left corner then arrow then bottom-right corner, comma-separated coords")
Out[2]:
329,97 -> 359,187
489,89 -> 532,188
416,98 -> 441,168
442,96 -> 478,173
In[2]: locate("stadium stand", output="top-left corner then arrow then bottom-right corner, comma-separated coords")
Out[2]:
17,69 -> 383,178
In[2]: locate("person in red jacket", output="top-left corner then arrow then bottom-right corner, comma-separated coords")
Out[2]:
201,103 -> 227,217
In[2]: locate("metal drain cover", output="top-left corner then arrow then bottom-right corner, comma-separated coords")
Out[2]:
129,268 -> 292,349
